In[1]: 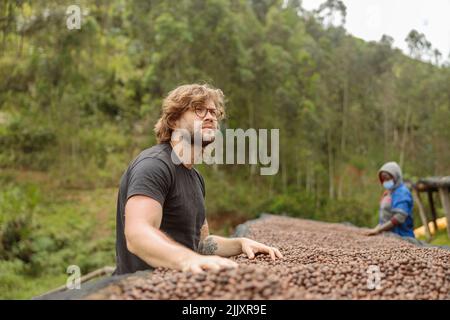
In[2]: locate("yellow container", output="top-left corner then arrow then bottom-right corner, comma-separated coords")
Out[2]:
414,217 -> 447,237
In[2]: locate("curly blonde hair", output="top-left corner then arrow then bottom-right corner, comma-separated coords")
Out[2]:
154,84 -> 226,143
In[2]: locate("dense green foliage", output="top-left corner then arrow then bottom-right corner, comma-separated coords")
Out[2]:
1,0 -> 449,298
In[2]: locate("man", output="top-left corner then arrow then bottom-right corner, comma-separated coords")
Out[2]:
366,161 -> 415,238
114,84 -> 282,275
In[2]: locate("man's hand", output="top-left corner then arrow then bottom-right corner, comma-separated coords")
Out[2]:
198,233 -> 283,260
179,254 -> 238,274
240,238 -> 283,261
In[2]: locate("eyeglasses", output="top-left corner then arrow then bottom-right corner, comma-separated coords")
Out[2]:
193,106 -> 221,119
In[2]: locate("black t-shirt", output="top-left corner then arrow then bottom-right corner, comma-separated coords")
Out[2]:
113,143 -> 206,275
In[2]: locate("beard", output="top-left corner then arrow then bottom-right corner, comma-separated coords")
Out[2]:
189,129 -> 216,148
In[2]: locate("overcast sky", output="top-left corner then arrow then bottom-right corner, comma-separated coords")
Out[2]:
301,0 -> 450,60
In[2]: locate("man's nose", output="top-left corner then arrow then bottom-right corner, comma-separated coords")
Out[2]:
203,110 -> 215,121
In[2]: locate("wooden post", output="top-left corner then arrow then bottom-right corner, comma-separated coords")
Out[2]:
35,266 -> 116,298
413,189 -> 431,241
427,191 -> 438,232
438,187 -> 450,239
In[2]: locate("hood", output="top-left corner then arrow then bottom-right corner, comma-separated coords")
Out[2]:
378,161 -> 403,188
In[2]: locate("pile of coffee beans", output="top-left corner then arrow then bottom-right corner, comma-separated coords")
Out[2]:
87,216 -> 450,300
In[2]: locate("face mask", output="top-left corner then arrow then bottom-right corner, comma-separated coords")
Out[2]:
383,180 -> 394,190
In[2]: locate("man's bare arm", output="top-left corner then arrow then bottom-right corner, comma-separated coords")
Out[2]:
198,219 -> 283,260
125,196 -> 237,272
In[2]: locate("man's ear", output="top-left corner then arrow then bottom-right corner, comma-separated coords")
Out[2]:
167,115 -> 179,130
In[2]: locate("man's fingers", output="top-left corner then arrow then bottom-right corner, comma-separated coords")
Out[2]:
224,259 -> 238,268
243,246 -> 255,259
185,257 -> 238,275
273,248 -> 283,259
202,258 -> 237,271
202,262 -> 220,272
190,264 -> 204,274
218,259 -> 238,269
268,248 -> 276,261
257,246 -> 276,260
246,244 -> 282,261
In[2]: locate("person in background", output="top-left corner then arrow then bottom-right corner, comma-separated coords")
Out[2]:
366,161 -> 415,238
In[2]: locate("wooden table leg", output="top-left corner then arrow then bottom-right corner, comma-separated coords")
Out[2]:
427,191 -> 438,232
413,189 -> 431,241
438,187 -> 450,239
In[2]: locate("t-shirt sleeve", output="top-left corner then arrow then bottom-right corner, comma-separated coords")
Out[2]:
126,157 -> 173,206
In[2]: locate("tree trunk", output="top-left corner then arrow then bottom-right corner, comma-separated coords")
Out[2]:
383,100 -> 389,161
337,165 -> 345,200
282,161 -> 288,194
327,129 -> 335,199
337,75 -> 349,200
399,103 -> 412,168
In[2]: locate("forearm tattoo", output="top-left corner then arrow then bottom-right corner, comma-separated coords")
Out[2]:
198,236 -> 218,255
